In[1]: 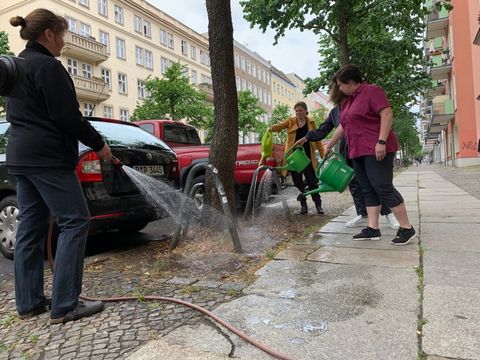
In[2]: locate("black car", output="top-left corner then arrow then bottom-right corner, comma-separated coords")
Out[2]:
0,117 -> 178,259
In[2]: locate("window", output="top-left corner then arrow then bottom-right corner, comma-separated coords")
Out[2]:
240,56 -> 245,71
252,84 -> 257,97
118,73 -> 127,94
134,15 -> 142,33
83,103 -> 94,116
167,33 -> 174,49
67,59 -> 78,76
116,38 -> 125,59
145,50 -> 153,70
66,17 -> 77,33
191,45 -> 196,60
252,64 -> 256,78
137,80 -> 145,99
79,0 -> 89,7
160,29 -> 167,45
82,63 -> 92,78
246,61 -> 251,75
267,92 -> 271,105
181,40 -> 188,56
257,67 -> 261,79
241,79 -> 247,90
266,73 -> 270,84
143,20 -> 151,37
161,57 -> 169,75
200,51 -> 210,66
235,76 -> 240,90
101,68 -> 111,89
191,70 -> 197,85
99,31 -> 109,52
103,105 -> 113,118
247,81 -> 252,91
119,109 -> 129,121
79,22 -> 91,37
164,124 -> 201,145
182,66 -> 189,78
139,123 -> 154,134
234,53 -> 239,68
262,70 -> 266,82
98,0 -> 107,16
114,5 -> 124,24
135,46 -> 144,66
201,74 -> 211,85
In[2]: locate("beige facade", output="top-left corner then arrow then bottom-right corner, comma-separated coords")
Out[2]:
271,66 -> 296,115
233,40 -> 272,117
286,72 -> 316,113
0,0 -> 211,120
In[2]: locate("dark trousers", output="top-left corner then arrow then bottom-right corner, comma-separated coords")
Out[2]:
346,158 -> 391,217
352,153 -> 404,208
14,169 -> 90,317
291,163 -> 321,204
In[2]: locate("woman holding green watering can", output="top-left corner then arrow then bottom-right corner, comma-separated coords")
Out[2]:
326,64 -> 415,246
295,78 -> 399,230
269,101 -> 325,215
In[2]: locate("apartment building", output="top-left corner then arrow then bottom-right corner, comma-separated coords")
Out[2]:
286,73 -> 315,112
422,0 -> 480,166
233,40 -> 272,117
271,66 -> 296,114
0,0 -> 212,121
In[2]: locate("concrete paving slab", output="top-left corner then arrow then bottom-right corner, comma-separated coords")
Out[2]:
423,285 -> 480,359
421,215 -> 480,223
275,244 -> 321,261
307,246 -> 418,268
244,260 -> 418,312
423,250 -> 480,288
421,223 -> 480,251
318,221 -> 399,235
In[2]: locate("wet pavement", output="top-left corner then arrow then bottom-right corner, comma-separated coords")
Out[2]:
1,165 -> 480,359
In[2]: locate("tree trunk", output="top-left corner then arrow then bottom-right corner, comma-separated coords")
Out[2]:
205,0 -> 238,212
338,0 -> 350,65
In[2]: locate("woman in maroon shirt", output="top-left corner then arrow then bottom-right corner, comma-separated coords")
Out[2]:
326,65 -> 415,245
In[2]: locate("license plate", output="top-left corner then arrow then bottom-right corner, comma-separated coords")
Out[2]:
133,165 -> 164,176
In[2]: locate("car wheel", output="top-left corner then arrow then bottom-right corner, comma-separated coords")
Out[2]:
190,175 -> 205,212
118,222 -> 148,233
0,195 -> 18,260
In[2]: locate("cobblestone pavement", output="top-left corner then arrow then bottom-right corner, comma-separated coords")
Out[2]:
428,164 -> 480,199
0,185 -> 352,360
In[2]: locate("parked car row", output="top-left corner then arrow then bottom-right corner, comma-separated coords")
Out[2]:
0,118 -> 178,259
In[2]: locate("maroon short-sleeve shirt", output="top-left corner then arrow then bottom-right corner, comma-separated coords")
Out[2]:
340,82 -> 398,159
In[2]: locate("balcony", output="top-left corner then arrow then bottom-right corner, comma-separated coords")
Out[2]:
198,83 -> 214,102
429,52 -> 452,80
426,79 -> 446,97
431,98 -> 454,126
426,7 -> 449,39
72,76 -> 110,102
62,31 -> 108,64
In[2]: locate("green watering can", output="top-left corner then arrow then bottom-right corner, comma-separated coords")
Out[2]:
302,152 -> 354,196
277,145 -> 311,173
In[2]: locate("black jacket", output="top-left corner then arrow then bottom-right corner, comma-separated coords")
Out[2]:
6,41 -> 104,170
305,106 -> 348,158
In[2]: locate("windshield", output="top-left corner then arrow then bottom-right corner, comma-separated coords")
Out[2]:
79,121 -> 173,152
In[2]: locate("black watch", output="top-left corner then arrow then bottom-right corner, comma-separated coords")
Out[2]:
377,139 -> 386,145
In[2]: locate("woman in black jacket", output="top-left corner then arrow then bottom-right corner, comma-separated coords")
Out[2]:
7,9 -> 112,324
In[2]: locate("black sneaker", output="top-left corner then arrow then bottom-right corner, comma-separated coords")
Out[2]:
352,227 -> 381,241
391,226 -> 416,246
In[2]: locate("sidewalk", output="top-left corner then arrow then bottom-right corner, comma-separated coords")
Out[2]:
127,168 -> 480,360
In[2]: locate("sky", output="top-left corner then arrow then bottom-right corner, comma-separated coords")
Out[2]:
148,0 -> 321,80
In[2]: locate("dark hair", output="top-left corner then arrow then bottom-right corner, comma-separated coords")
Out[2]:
10,9 -> 68,41
336,64 -> 364,84
294,101 -> 308,111
328,76 -> 346,106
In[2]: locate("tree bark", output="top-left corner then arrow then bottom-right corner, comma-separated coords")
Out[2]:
338,0 -> 350,65
205,0 -> 238,211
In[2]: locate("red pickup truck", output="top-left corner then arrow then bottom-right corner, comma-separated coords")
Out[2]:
134,119 -> 284,206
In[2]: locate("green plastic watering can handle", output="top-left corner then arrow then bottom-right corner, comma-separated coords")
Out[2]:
284,145 -> 305,159
315,151 -> 345,178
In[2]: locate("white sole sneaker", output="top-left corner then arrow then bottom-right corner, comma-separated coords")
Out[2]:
346,215 -> 368,228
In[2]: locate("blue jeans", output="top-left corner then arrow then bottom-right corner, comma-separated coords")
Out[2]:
14,169 -> 90,317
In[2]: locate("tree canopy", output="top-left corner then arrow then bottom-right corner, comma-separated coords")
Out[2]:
237,90 -> 266,140
130,62 -> 212,129
240,0 -> 452,161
